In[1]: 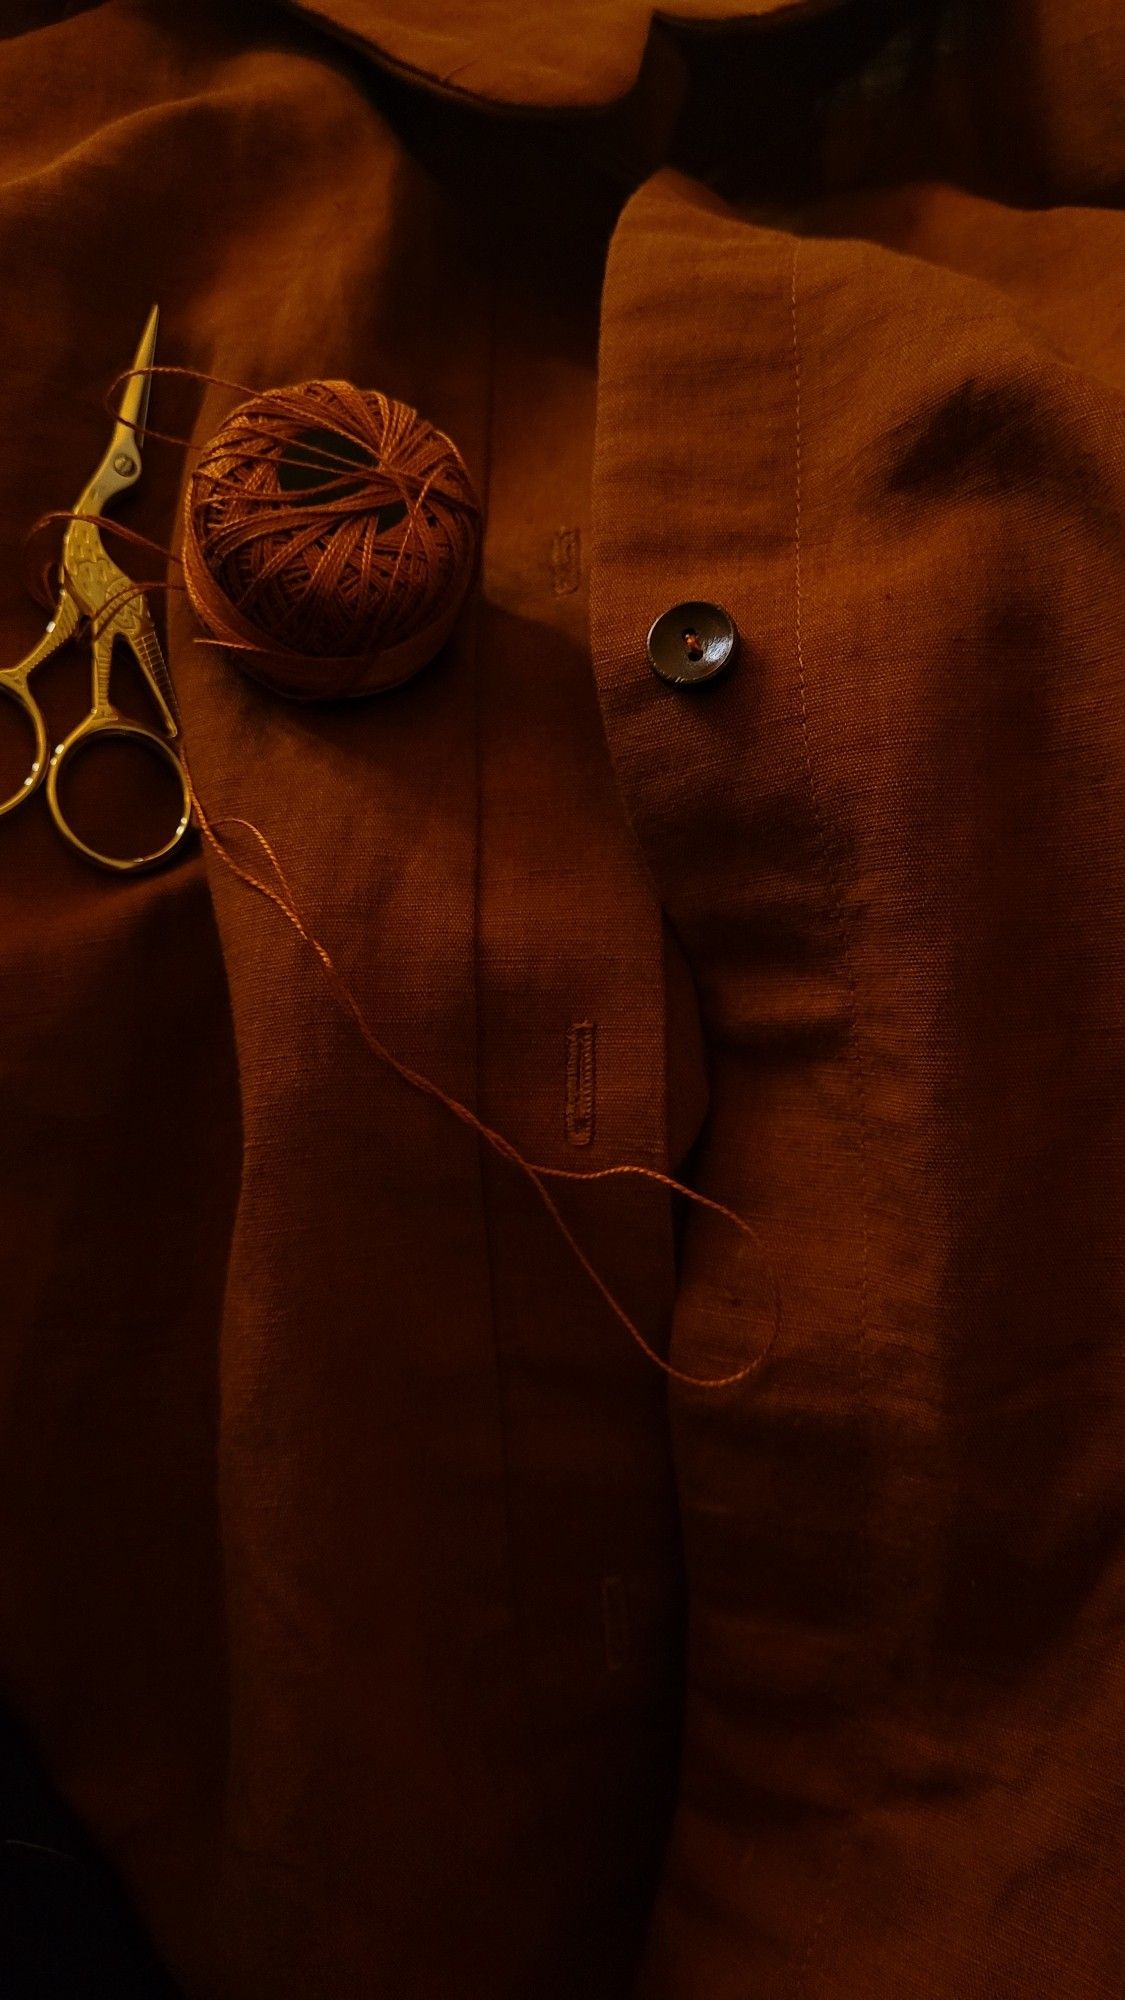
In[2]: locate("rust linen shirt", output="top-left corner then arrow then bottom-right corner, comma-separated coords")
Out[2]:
0,3 -> 1123,1997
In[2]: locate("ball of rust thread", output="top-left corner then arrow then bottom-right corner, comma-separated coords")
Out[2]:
182,379 -> 482,699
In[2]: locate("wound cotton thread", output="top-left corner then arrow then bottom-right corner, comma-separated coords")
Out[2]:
180,379 -> 482,699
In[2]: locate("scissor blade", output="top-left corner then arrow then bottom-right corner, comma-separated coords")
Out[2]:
111,303 -> 159,460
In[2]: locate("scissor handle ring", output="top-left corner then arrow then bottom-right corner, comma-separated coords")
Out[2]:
46,718 -> 193,874
0,674 -> 49,820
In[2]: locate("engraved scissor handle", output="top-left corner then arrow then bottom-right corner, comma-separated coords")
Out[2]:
0,304 -> 193,873
44,582 -> 191,874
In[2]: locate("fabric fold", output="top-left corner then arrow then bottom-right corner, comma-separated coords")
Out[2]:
589,162 -> 1125,1998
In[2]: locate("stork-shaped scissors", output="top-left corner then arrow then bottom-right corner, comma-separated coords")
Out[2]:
0,306 -> 191,872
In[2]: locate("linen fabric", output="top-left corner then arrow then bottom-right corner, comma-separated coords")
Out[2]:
0,3 -> 1122,1996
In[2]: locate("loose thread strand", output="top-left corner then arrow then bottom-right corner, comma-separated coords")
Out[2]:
182,765 -> 781,1392
104,362 -> 260,449
23,509 -> 183,613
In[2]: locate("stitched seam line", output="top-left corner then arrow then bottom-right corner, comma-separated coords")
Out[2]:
469,273 -> 537,1724
787,236 -> 874,1997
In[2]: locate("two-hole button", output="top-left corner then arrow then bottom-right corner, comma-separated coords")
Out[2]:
646,600 -> 737,687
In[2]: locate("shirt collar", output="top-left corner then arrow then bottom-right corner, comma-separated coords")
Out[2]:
279,0 -> 847,112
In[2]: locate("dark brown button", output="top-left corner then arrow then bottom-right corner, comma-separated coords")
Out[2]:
646,601 -> 738,686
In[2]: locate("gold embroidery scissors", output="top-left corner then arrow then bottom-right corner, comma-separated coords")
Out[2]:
0,305 -> 191,872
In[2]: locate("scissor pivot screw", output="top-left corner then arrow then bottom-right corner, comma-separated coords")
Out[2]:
113,453 -> 136,476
